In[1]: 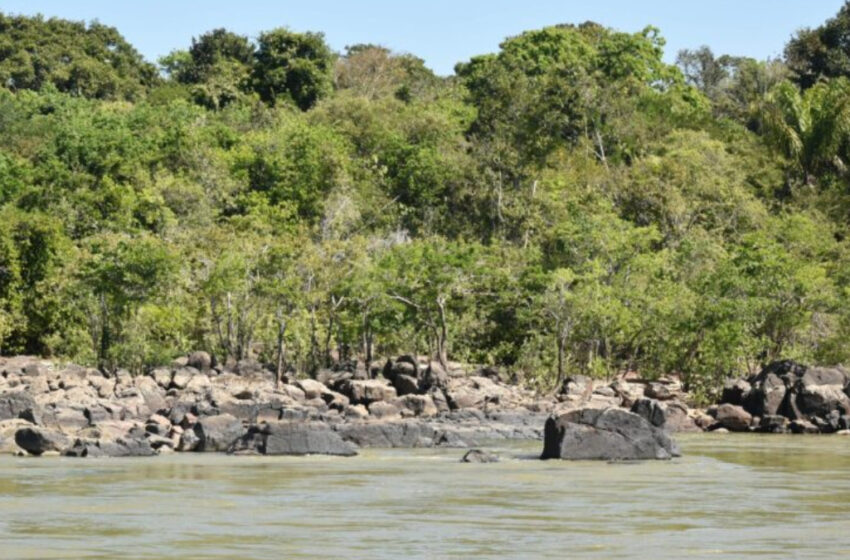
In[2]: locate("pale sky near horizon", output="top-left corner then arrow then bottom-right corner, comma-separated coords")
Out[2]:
1,1 -> 846,75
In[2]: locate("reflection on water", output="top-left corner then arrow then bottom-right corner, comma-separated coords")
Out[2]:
1,434 -> 849,559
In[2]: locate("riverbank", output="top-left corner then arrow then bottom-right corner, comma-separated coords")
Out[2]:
0,354 -> 710,457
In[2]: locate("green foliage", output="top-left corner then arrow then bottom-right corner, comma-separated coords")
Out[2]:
252,28 -> 334,110
786,2 -> 850,89
0,13 -> 157,100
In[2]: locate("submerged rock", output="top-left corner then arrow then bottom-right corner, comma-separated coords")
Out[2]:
541,408 -> 680,461
461,449 -> 500,463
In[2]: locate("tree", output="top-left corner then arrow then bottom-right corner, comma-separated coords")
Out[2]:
537,268 -> 577,386
0,13 -> 158,100
759,78 -> 850,185
786,2 -> 850,89
334,44 -> 438,101
381,238 -> 481,368
252,28 -> 334,110
160,28 -> 255,110
79,235 -> 177,368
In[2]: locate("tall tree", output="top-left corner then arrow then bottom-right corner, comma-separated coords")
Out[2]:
252,28 -> 334,110
786,1 -> 850,89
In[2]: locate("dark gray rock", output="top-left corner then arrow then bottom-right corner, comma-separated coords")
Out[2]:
789,419 -> 819,434
795,383 -> 850,418
382,357 -> 417,382
630,398 -> 666,428
14,427 -> 71,455
720,379 -> 751,406
744,372 -> 787,417
461,449 -> 500,463
419,364 -> 448,392
262,422 -> 357,456
0,392 -> 39,421
194,414 -> 244,452
541,408 -> 680,461
392,374 -> 420,396
758,415 -> 789,433
65,433 -> 155,458
336,421 -> 436,448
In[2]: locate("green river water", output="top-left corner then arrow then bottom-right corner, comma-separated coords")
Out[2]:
1,434 -> 849,559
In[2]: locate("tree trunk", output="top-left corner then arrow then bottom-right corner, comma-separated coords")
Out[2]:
556,336 -> 565,387
275,312 -> 287,387
436,297 -> 449,370
308,304 -> 319,376
99,293 -> 109,369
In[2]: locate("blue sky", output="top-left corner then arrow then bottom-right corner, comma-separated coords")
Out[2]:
1,1 -> 845,74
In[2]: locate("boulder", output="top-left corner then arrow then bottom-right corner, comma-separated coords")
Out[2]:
0,391 -> 39,421
150,368 -> 172,389
0,418 -> 32,454
644,382 -> 675,401
743,372 -> 786,417
65,429 -> 156,458
177,429 -> 201,451
461,449 -> 500,463
295,379 -> 329,400
720,379 -> 751,406
397,394 -> 438,417
392,374 -> 420,396
796,383 -> 850,418
419,363 -> 448,392
145,413 -> 172,436
789,419 -> 819,434
194,414 -> 244,452
758,415 -> 789,433
713,404 -> 752,432
337,421 -> 436,448
664,403 -> 703,433
187,351 -> 212,372
321,391 -> 350,412
541,408 -> 679,461
251,422 -> 357,456
338,379 -> 397,406
14,427 -> 71,456
171,368 -> 197,390
368,401 -> 401,419
630,398 -> 665,428
800,366 -> 849,388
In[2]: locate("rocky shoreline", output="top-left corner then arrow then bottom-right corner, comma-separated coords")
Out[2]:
2,354 -> 846,459
0,353 -> 710,458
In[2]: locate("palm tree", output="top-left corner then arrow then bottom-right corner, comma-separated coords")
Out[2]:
759,77 -> 850,185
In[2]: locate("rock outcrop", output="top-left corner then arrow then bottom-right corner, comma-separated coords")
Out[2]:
541,408 -> 680,461
717,360 -> 850,434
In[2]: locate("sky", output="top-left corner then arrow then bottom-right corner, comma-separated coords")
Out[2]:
1,1 -> 846,75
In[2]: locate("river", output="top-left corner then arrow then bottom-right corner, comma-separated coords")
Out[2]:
1,434 -> 849,559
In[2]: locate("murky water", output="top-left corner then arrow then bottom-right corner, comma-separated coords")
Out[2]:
1,434 -> 849,559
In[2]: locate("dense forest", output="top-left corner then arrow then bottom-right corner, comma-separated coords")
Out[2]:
3,6 -> 850,399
